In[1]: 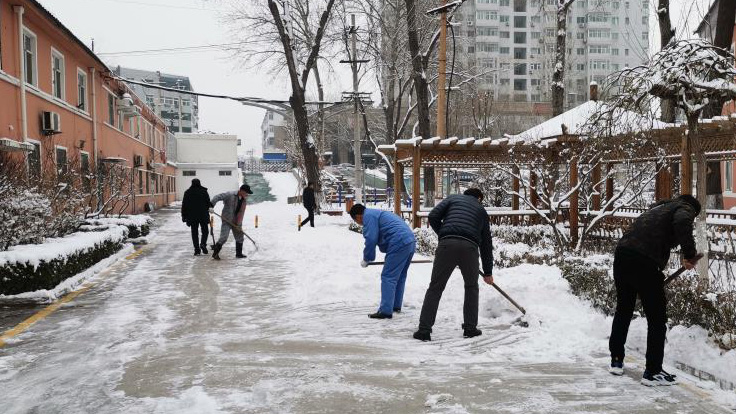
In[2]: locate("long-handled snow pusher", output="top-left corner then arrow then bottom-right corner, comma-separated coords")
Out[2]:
209,215 -> 216,250
479,271 -> 526,315
366,260 -> 434,266
664,253 -> 704,285
210,211 -> 259,251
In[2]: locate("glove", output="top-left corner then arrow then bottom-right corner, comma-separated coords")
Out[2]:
208,208 -> 214,213
360,260 -> 369,268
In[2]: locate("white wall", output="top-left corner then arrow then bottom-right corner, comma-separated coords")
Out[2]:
176,133 -> 238,164
177,166 -> 239,200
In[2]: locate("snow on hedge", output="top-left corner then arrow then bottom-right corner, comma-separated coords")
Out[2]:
85,215 -> 153,228
0,225 -> 128,269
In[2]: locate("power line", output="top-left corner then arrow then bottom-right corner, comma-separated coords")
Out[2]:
97,41 -> 247,56
74,0 -> 227,12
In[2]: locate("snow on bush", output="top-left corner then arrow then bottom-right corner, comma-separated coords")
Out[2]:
0,183 -> 49,250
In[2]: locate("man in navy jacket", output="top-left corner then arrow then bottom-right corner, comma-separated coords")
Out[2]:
414,188 -> 494,341
350,203 -> 416,319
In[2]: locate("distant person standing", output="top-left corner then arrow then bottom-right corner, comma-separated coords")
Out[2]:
210,184 -> 253,260
350,204 -> 416,319
414,188 -> 494,342
181,178 -> 211,256
299,182 -> 317,230
608,195 -> 701,386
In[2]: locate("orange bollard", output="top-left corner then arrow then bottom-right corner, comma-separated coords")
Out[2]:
255,215 -> 259,228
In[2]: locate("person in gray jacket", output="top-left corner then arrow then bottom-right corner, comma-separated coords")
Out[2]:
414,188 -> 494,341
210,184 -> 253,260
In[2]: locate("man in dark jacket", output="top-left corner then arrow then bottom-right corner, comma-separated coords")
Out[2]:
181,179 -> 211,256
299,182 -> 317,230
608,194 -> 700,386
414,188 -> 494,341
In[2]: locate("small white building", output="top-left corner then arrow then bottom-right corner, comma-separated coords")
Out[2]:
174,133 -> 239,200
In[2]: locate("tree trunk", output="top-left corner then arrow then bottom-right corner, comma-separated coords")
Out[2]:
687,114 -> 709,282
552,3 -> 571,116
657,0 -> 677,123
404,0 -> 434,207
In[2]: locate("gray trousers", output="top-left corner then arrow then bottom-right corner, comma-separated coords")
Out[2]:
217,222 -> 244,245
418,237 -> 480,332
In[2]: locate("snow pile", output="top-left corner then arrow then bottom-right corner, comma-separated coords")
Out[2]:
85,215 -> 152,229
0,186 -> 49,250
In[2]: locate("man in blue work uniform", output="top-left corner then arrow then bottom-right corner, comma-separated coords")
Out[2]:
349,203 -> 416,319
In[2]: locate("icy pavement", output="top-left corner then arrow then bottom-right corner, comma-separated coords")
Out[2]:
1,172 -> 735,413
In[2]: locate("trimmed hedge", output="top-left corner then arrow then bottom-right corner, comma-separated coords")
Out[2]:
0,238 -> 124,295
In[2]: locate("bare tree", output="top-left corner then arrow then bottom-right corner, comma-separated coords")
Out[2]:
656,0 -> 676,123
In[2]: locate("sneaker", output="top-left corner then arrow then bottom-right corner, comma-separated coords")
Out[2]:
463,327 -> 482,338
368,312 -> 392,319
609,358 -> 624,376
194,250 -> 201,256
413,330 -> 431,341
201,245 -> 208,255
641,370 -> 678,386
393,308 -> 401,313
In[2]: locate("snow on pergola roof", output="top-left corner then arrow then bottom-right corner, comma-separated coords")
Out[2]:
508,100 -> 672,144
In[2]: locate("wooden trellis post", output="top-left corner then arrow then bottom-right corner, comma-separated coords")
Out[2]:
530,169 -> 538,224
393,155 -> 403,216
605,163 -> 615,211
592,163 -> 602,211
512,165 -> 520,225
570,158 -> 579,247
681,133 -> 692,195
412,144 -> 421,228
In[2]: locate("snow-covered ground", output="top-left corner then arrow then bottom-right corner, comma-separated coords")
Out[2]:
0,172 -> 734,413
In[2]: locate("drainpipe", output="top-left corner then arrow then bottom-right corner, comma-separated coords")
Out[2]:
91,68 -> 98,165
14,6 -> 27,143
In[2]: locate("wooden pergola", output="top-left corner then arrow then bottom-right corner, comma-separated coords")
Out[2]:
377,115 -> 736,242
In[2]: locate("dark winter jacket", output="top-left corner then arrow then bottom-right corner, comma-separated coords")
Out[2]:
428,194 -> 494,275
302,187 -> 316,210
617,196 -> 699,270
181,181 -> 211,224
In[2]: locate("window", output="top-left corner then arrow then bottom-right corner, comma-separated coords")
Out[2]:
625,17 -> 629,25
81,152 -> 90,190
531,79 -> 540,86
591,60 -> 608,70
22,29 -> 37,86
500,31 -> 510,38
146,95 -> 155,108
500,47 -> 510,54
545,28 -> 555,37
642,32 -> 648,41
576,63 -> 586,70
726,162 -> 733,192
500,0 -> 510,5
531,31 -> 541,39
588,13 -> 608,23
514,63 -> 527,75
514,32 -> 527,44
182,99 -> 191,107
51,49 -> 65,99
611,48 -> 619,56
577,47 -> 585,55
577,17 -> 586,24
500,15 -> 510,24
56,146 -> 67,176
513,16 -> 526,28
108,93 -> 115,125
27,141 -> 41,178
77,69 -> 87,111
477,27 -> 499,36
219,171 -> 232,176
625,48 -> 629,56
577,32 -> 585,40
589,45 -> 609,54
118,111 -> 123,131
477,11 -> 498,20
183,170 -> 196,176
513,79 -> 527,91
513,47 -> 527,59
611,32 -> 619,40
513,0 -> 526,11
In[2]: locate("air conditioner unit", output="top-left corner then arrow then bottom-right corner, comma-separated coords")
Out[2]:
134,155 -> 143,167
117,93 -> 133,108
41,111 -> 61,135
467,21 -> 474,26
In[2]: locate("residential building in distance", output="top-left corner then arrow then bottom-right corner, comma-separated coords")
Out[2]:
458,0 -> 649,132
260,110 -> 288,163
114,66 -> 199,134
174,133 -> 239,199
0,0 -> 175,213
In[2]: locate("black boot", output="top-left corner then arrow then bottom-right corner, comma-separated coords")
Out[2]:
462,324 -> 482,338
200,244 -> 208,255
413,330 -> 431,341
368,312 -> 392,319
212,242 -> 222,260
235,242 -> 247,258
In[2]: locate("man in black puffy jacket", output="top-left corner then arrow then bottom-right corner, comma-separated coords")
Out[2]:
414,188 -> 494,341
181,179 -> 212,256
608,194 -> 700,386
299,182 -> 317,230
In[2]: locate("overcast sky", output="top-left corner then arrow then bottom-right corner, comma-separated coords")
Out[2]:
38,0 -> 715,157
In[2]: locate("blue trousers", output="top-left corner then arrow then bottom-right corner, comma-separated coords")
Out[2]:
378,242 -> 415,315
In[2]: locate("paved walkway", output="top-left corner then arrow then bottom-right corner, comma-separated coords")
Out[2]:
1,203 -> 733,413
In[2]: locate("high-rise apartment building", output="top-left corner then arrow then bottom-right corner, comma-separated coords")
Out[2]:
260,110 -> 288,162
114,66 -> 199,133
460,0 -> 649,125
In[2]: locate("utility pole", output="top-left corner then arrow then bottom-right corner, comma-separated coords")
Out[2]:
351,14 -> 363,203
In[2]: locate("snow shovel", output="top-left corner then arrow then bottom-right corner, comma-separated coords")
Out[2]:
366,260 -> 433,266
209,215 -> 216,250
479,271 -> 526,315
664,253 -> 704,285
210,211 -> 259,251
